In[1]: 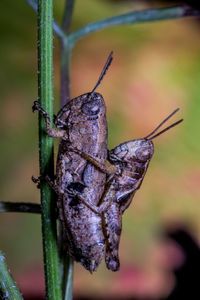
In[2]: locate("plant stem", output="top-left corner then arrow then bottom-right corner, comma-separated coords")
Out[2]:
0,251 -> 23,300
69,5 -> 200,46
0,202 -> 41,214
62,0 -> 75,34
37,1 -> 61,299
60,39 -> 72,105
27,0 -> 65,39
60,0 -> 75,105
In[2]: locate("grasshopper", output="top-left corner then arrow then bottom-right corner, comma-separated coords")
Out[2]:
33,53 -> 113,272
74,108 -> 183,271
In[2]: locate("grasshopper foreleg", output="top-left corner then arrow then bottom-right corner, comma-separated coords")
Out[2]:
32,101 -> 66,138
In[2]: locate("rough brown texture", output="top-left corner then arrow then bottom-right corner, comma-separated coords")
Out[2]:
55,92 -> 108,272
74,138 -> 154,271
33,92 -> 108,272
103,139 -> 154,270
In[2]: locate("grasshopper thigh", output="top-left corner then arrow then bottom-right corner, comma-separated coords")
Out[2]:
102,202 -> 122,271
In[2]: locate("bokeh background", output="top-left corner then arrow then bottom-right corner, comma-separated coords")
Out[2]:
0,0 -> 200,299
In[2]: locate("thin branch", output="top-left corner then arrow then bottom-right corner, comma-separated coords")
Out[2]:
60,1 -> 75,105
0,202 -> 41,214
27,0 -> 65,40
68,5 -> 200,46
60,40 -> 72,106
37,1 -> 62,299
63,256 -> 73,300
0,252 -> 23,300
62,0 -> 75,34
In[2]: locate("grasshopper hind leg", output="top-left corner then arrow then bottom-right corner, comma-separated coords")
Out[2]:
105,249 -> 120,272
103,205 -> 122,271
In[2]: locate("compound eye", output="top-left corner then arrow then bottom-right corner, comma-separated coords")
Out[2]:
81,100 -> 100,116
135,147 -> 151,162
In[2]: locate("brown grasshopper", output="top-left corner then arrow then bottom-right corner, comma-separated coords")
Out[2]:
74,108 -> 183,271
33,53 -> 113,272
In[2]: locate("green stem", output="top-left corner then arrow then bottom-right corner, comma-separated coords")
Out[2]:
37,1 -> 61,299
27,0 -> 65,39
0,251 -> 23,300
68,5 -> 200,46
0,202 -> 41,214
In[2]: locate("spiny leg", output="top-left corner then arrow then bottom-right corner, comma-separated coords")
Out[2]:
67,145 -> 117,178
45,175 -> 60,194
31,174 -> 59,193
33,174 -> 68,223
32,100 -> 66,138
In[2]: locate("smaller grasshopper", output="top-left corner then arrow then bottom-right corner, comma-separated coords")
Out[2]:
74,108 -> 183,271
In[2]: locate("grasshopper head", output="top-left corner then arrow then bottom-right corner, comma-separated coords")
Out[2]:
128,139 -> 154,162
54,52 -> 113,129
109,139 -> 154,163
80,92 -> 105,116
109,108 -> 183,164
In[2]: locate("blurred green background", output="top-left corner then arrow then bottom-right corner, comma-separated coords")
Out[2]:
0,0 -> 200,298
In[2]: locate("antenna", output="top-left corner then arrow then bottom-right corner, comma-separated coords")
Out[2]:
148,119 -> 183,140
90,51 -> 113,94
143,108 -> 183,140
